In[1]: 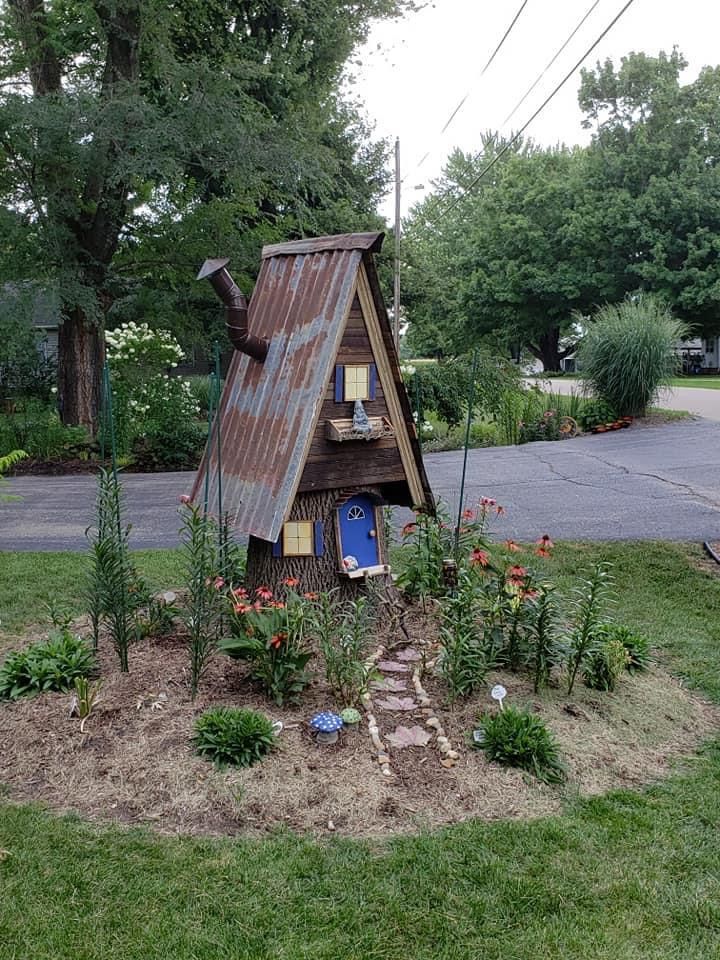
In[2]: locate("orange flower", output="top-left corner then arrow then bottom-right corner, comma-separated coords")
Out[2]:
402,522 -> 416,537
480,496 -> 496,507
256,585 -> 273,601
213,576 -> 225,590
269,600 -> 286,609
283,576 -> 299,588
303,591 -> 319,601
233,602 -> 252,615
462,508 -> 476,521
496,505 -> 506,516
470,548 -> 490,567
507,565 -> 528,585
504,539 -> 521,553
270,632 -> 286,649
535,546 -> 552,559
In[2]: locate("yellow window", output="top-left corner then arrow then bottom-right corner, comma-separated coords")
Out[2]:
344,364 -> 370,401
283,521 -> 314,556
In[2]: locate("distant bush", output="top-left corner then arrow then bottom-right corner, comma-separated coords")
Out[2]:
193,707 -> 276,767
0,399 -> 90,461
475,706 -> 565,784
0,629 -> 95,701
579,295 -> 687,416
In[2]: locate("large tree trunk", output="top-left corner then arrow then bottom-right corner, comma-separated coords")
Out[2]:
57,308 -> 104,433
527,326 -> 575,373
245,488 -> 390,600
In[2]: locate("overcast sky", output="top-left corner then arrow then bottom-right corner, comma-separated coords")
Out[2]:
353,0 -> 720,219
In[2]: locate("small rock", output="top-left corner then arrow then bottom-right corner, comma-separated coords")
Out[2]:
440,758 -> 456,769
328,820 -> 335,831
421,707 -> 434,717
377,753 -> 390,764
419,697 -> 432,708
396,648 -> 421,662
447,749 -> 459,760
378,661 -> 409,673
381,766 -> 392,777
436,735 -> 449,748
425,717 -> 440,729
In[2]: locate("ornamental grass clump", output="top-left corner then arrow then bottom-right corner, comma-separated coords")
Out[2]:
193,707 -> 276,767
582,636 -> 629,692
578,295 -> 687,416
595,622 -> 651,673
475,706 -> 565,784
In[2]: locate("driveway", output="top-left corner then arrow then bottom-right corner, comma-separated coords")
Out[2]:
1,420 -> 719,550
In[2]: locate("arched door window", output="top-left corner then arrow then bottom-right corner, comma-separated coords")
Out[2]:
347,505 -> 365,521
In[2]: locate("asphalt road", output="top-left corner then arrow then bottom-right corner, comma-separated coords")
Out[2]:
2,419 -> 720,551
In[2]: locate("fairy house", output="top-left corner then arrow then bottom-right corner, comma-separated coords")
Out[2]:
191,232 -> 434,594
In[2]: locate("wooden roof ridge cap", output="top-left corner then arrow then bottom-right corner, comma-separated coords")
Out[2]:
261,232 -> 384,259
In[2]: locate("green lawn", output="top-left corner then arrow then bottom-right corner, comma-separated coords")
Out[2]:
669,377 -> 720,390
1,542 -> 720,959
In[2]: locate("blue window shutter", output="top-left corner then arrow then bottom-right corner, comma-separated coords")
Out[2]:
313,521 -> 325,557
334,365 -> 344,402
272,536 -> 282,558
368,363 -> 377,400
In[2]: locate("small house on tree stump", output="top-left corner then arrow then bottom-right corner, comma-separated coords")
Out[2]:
191,232 -> 435,596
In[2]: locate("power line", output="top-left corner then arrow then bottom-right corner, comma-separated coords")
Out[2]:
431,0 -> 639,225
502,0 -> 603,127
409,0 -> 531,177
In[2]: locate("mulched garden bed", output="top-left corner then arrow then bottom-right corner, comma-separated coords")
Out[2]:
1,607 -> 718,839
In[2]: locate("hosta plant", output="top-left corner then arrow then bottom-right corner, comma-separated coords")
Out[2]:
193,707 -> 276,767
475,706 -> 565,784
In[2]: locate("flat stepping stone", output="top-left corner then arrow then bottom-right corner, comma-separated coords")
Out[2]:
375,696 -> 417,712
378,660 -> 409,673
395,648 -> 421,662
385,725 -> 432,749
370,678 -> 407,693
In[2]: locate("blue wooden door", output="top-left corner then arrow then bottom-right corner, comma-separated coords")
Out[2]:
338,494 -> 378,569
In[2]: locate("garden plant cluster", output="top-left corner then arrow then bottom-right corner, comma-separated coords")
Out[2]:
0,467 -> 650,788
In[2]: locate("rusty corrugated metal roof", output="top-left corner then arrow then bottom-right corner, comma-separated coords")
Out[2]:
191,232 -> 433,542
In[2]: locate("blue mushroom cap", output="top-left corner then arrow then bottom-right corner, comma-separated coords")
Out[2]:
310,711 -> 344,733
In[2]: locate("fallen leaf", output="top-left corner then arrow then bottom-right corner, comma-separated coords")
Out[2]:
376,696 -> 417,712
396,648 -> 421,662
378,661 -> 409,673
370,678 -> 407,692
385,725 -> 432,749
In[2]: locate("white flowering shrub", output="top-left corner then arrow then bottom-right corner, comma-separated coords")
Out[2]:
104,324 -> 203,466
412,410 -> 434,439
105,322 -> 183,382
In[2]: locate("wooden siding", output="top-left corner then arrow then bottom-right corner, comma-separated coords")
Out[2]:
298,296 -> 405,493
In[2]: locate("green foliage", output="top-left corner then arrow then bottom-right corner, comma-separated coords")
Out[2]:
0,628 -> 95,701
582,636 -> 629,692
86,469 -> 145,672
438,571 -> 487,700
72,675 -> 102,724
222,589 -> 312,705
0,447 -> 26,502
313,594 -> 374,708
595,622 -> 651,673
179,502 -> 225,699
187,375 -> 223,419
579,296 -> 687,416
475,706 -> 566,784
193,707 -> 276,768
577,397 -> 618,431
131,420 -> 206,472
526,586 -> 562,693
566,563 -> 615,695
0,400 -> 90,460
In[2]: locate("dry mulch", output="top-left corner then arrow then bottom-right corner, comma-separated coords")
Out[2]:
1,617 -> 719,840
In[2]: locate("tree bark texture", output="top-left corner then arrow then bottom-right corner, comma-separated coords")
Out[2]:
57,308 -> 105,432
527,326 -> 576,372
244,487 -> 390,599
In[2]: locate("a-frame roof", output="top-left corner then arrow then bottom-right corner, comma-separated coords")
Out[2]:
191,232 -> 434,542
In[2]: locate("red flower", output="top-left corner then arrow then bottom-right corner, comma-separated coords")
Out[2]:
535,546 -> 552,559
303,592 -> 319,601
480,496 -> 496,507
521,588 -> 540,601
462,508 -> 476,521
283,577 -> 299,588
496,505 -> 506,516
507,565 -> 528,586
470,548 -> 490,567
256,585 -> 273,601
536,534 -> 554,549
231,587 -> 248,600
270,633 -> 286,649
269,600 -> 286,609
233,602 -> 252,615
213,576 -> 225,590
401,522 -> 417,537
179,494 -> 191,505
504,539 -> 521,553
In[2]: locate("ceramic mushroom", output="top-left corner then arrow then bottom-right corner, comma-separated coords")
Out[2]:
310,711 -> 344,745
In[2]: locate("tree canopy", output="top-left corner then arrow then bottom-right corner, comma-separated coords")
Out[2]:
0,0 -> 415,427
403,50 -> 720,369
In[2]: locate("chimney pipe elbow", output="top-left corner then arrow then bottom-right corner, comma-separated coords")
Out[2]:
198,258 -> 267,363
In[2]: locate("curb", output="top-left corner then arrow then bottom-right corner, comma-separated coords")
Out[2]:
702,541 -> 720,565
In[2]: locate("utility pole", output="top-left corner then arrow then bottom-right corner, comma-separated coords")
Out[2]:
393,137 -> 401,349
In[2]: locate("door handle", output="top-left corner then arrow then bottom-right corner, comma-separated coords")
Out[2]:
369,529 -> 377,538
